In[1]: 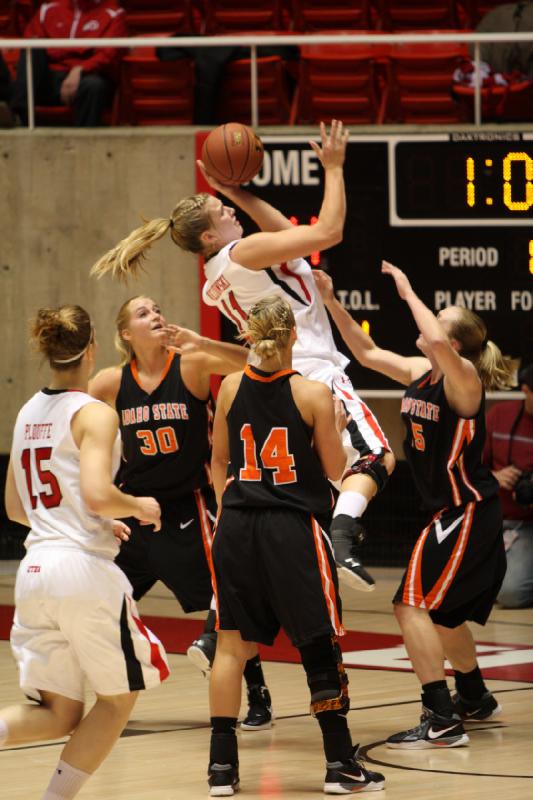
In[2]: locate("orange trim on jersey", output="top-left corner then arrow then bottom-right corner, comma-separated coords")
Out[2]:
310,517 -> 345,637
417,373 -> 432,389
446,418 -> 476,506
194,489 -> 220,630
130,353 -> 174,392
425,503 -> 475,611
244,365 -> 297,383
402,511 -> 440,607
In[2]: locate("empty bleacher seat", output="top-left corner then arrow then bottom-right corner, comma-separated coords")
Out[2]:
290,0 -> 371,31
120,0 -> 195,36
216,52 -> 292,124
203,0 -> 283,34
379,0 -> 459,30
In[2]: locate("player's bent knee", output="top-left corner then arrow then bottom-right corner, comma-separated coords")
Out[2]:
342,452 -> 392,493
95,691 -> 138,713
298,635 -> 350,717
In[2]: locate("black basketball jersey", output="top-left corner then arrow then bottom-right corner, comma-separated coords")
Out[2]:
116,354 -> 211,501
223,365 -> 333,517
401,370 -> 498,512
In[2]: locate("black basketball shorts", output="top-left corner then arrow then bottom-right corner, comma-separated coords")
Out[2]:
115,486 -> 216,612
211,506 -> 345,647
394,494 -> 506,628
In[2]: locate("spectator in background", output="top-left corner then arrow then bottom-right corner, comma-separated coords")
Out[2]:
11,0 -> 127,126
484,364 -> 533,608
474,1 -> 533,79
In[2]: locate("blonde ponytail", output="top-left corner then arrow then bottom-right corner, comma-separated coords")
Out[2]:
90,218 -> 172,283
241,296 -> 295,363
475,340 -> 515,391
449,307 -> 515,390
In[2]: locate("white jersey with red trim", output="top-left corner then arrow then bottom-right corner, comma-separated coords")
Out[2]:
202,241 -> 349,374
11,389 -> 121,560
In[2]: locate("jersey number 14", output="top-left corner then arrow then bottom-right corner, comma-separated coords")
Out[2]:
240,424 -> 297,485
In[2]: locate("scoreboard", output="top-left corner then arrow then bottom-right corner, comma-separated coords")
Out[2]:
202,131 -> 532,390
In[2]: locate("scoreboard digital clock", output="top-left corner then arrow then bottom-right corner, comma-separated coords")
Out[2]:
196,132 -> 532,390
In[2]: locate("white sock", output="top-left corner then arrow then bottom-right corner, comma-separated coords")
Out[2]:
0,719 -> 8,746
333,491 -> 368,520
41,760 -> 91,800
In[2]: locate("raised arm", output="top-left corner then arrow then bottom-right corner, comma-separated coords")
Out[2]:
382,261 -> 482,413
73,402 -> 161,529
314,269 -> 429,386
88,366 -> 121,408
211,121 -> 348,270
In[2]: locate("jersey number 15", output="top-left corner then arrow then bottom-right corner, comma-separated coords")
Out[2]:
21,447 -> 63,510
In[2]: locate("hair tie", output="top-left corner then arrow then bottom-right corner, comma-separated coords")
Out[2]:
53,327 -> 93,364
169,218 -> 174,229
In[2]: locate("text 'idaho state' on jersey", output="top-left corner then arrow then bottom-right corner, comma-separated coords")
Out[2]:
223,365 -> 333,518
401,370 -> 498,512
116,354 -> 211,502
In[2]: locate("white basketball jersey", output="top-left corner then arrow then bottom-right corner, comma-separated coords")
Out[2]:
202,242 -> 349,375
11,389 -> 121,560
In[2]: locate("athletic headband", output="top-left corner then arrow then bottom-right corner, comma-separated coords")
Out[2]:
53,327 -> 94,364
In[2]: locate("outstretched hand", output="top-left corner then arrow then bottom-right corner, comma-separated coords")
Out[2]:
165,324 -> 204,354
313,269 -> 335,304
381,260 -> 414,301
196,159 -> 234,194
309,120 -> 349,170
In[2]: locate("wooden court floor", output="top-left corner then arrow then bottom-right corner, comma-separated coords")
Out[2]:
1,565 -> 532,799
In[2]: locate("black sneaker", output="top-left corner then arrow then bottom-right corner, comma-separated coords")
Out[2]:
386,708 -> 469,749
187,632 -> 217,676
452,690 -> 502,721
330,516 -> 375,592
324,746 -> 385,794
241,685 -> 273,731
208,762 -> 239,796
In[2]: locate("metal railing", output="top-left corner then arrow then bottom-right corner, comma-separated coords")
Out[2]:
2,31 -> 533,129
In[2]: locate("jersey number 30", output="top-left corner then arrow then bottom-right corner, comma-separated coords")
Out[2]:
240,424 -> 296,485
21,447 -> 63,510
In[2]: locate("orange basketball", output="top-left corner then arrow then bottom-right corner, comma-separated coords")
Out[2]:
201,122 -> 264,186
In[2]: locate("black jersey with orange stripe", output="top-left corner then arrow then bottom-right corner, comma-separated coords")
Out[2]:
401,370 -> 498,512
223,365 -> 333,518
115,353 -> 211,502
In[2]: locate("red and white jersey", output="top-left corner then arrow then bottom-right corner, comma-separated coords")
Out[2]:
11,389 -> 121,560
202,242 -> 349,376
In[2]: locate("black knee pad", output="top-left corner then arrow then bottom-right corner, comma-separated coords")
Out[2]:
299,635 -> 350,717
343,453 -> 390,493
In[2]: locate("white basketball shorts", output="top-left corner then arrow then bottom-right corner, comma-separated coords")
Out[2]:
10,545 -> 170,703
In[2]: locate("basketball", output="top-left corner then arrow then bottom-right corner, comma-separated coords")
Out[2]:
201,122 -> 264,186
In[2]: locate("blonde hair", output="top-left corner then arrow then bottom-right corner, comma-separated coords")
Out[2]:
31,305 -> 93,371
241,296 -> 295,362
90,193 -> 212,283
114,296 -> 140,365
449,307 -> 515,390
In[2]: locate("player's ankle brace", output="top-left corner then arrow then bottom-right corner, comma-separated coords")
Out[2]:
454,666 -> 486,701
299,635 -> 350,717
210,717 -> 238,765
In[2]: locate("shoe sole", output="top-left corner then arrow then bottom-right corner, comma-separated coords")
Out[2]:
461,703 -> 502,722
324,779 -> 385,793
337,565 -> 376,593
240,718 -> 274,731
186,645 -> 211,675
209,782 -> 239,796
386,733 -> 469,750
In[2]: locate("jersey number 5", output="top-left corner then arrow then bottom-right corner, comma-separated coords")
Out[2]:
411,421 -> 426,452
21,447 -> 63,510
240,424 -> 297,485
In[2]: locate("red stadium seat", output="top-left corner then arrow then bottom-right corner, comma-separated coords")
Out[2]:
378,0 -> 459,30
291,36 -> 387,124
119,44 -> 194,125
0,0 -> 13,35
120,0 -> 195,35
203,0 -> 283,34
215,53 -> 292,124
386,34 -> 468,123
290,0 -> 371,31
453,79 -> 533,122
